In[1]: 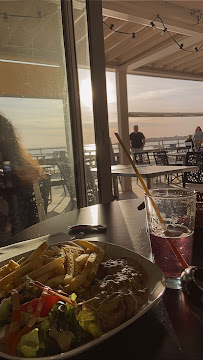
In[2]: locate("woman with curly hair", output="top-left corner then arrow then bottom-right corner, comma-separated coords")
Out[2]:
0,114 -> 47,243
193,126 -> 203,151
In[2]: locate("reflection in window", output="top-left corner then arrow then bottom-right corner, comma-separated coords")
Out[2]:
0,0 -> 77,241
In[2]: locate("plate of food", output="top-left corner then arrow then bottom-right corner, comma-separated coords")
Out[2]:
0,235 -> 166,359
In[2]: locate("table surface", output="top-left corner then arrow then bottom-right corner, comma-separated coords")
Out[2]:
10,198 -> 203,360
110,164 -> 199,177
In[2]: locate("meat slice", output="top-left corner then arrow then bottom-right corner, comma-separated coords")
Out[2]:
82,257 -> 149,331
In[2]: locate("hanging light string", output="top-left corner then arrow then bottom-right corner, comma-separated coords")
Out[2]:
0,9 -> 59,21
103,14 -> 203,53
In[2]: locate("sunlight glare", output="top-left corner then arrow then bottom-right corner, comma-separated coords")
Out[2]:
80,77 -> 116,108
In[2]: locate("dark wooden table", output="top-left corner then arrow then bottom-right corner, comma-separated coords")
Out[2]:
11,199 -> 203,360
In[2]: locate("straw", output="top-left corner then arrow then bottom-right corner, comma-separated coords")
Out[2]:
115,132 -> 188,269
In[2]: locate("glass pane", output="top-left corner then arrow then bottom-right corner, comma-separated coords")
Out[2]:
73,0 -> 98,206
0,0 -> 76,243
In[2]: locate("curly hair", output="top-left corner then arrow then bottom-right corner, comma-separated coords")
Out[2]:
0,114 -> 45,183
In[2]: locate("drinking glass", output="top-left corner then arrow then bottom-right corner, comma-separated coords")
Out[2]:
145,188 -> 196,289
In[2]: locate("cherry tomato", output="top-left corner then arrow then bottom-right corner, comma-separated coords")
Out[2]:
20,294 -> 60,317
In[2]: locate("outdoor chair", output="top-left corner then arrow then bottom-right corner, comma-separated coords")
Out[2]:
56,159 -> 75,200
183,152 -> 203,189
57,156 -> 98,206
183,152 -> 203,227
153,151 -> 183,185
153,151 -> 169,166
134,152 -> 150,165
85,163 -> 98,206
133,152 -> 150,184
175,148 -> 188,165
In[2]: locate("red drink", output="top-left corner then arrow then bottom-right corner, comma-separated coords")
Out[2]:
150,226 -> 194,277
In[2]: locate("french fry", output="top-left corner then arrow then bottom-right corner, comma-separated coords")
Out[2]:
64,274 -> 73,285
0,265 -> 12,278
64,266 -> 90,293
17,257 -> 25,265
64,250 -> 74,277
85,253 -> 97,269
68,241 -> 84,249
88,249 -> 105,281
36,273 -> 50,284
8,260 -> 20,271
75,254 -> 89,267
27,241 -> 48,261
73,263 -> 81,277
63,244 -> 84,256
42,255 -> 56,265
76,239 -> 101,253
0,239 -> 106,296
46,275 -> 65,288
24,257 -> 64,281
50,246 -> 65,258
0,257 -> 43,290
44,249 -> 56,257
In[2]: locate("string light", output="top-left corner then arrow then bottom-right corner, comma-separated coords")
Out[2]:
0,9 -> 58,21
3,12 -> 8,22
103,14 -> 203,53
150,21 -> 156,29
161,27 -> 167,35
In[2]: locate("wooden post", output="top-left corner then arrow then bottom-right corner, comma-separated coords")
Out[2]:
86,0 -> 113,204
116,69 -> 132,191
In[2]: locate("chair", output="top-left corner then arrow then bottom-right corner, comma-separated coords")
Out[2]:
57,156 -> 98,206
183,152 -> 203,227
56,159 -> 75,200
183,152 -> 203,188
134,152 -> 150,165
153,151 -> 169,166
33,174 -> 52,221
153,151 -> 183,185
85,163 -> 98,206
175,148 -> 188,165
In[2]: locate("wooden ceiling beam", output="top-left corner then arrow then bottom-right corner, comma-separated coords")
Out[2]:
172,53 -> 203,70
193,66 -> 203,73
151,48 -> 192,67
162,52 -> 202,70
102,5 -> 203,37
104,22 -> 143,51
181,59 -> 203,72
126,33 -> 203,71
106,27 -> 157,64
103,18 -> 124,38
130,65 -> 203,81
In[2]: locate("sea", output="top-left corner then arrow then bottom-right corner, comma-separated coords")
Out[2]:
28,138 -> 186,158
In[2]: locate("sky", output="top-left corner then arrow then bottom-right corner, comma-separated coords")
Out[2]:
0,71 -> 202,148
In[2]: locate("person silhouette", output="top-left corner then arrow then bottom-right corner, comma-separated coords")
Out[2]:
193,126 -> 203,151
0,114 -> 46,243
129,125 -> 145,153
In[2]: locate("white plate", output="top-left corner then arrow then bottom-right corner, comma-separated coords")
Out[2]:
0,236 -> 166,360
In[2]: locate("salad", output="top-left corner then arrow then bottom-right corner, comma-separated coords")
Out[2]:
0,279 -> 102,358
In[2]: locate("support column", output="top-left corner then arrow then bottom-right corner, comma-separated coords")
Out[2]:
86,0 -> 113,204
116,69 -> 132,191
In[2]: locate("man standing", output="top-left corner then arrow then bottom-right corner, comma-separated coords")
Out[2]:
130,125 -> 145,153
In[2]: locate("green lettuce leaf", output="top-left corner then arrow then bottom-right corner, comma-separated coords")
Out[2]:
17,328 -> 39,358
0,297 -> 11,325
77,305 -> 102,338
